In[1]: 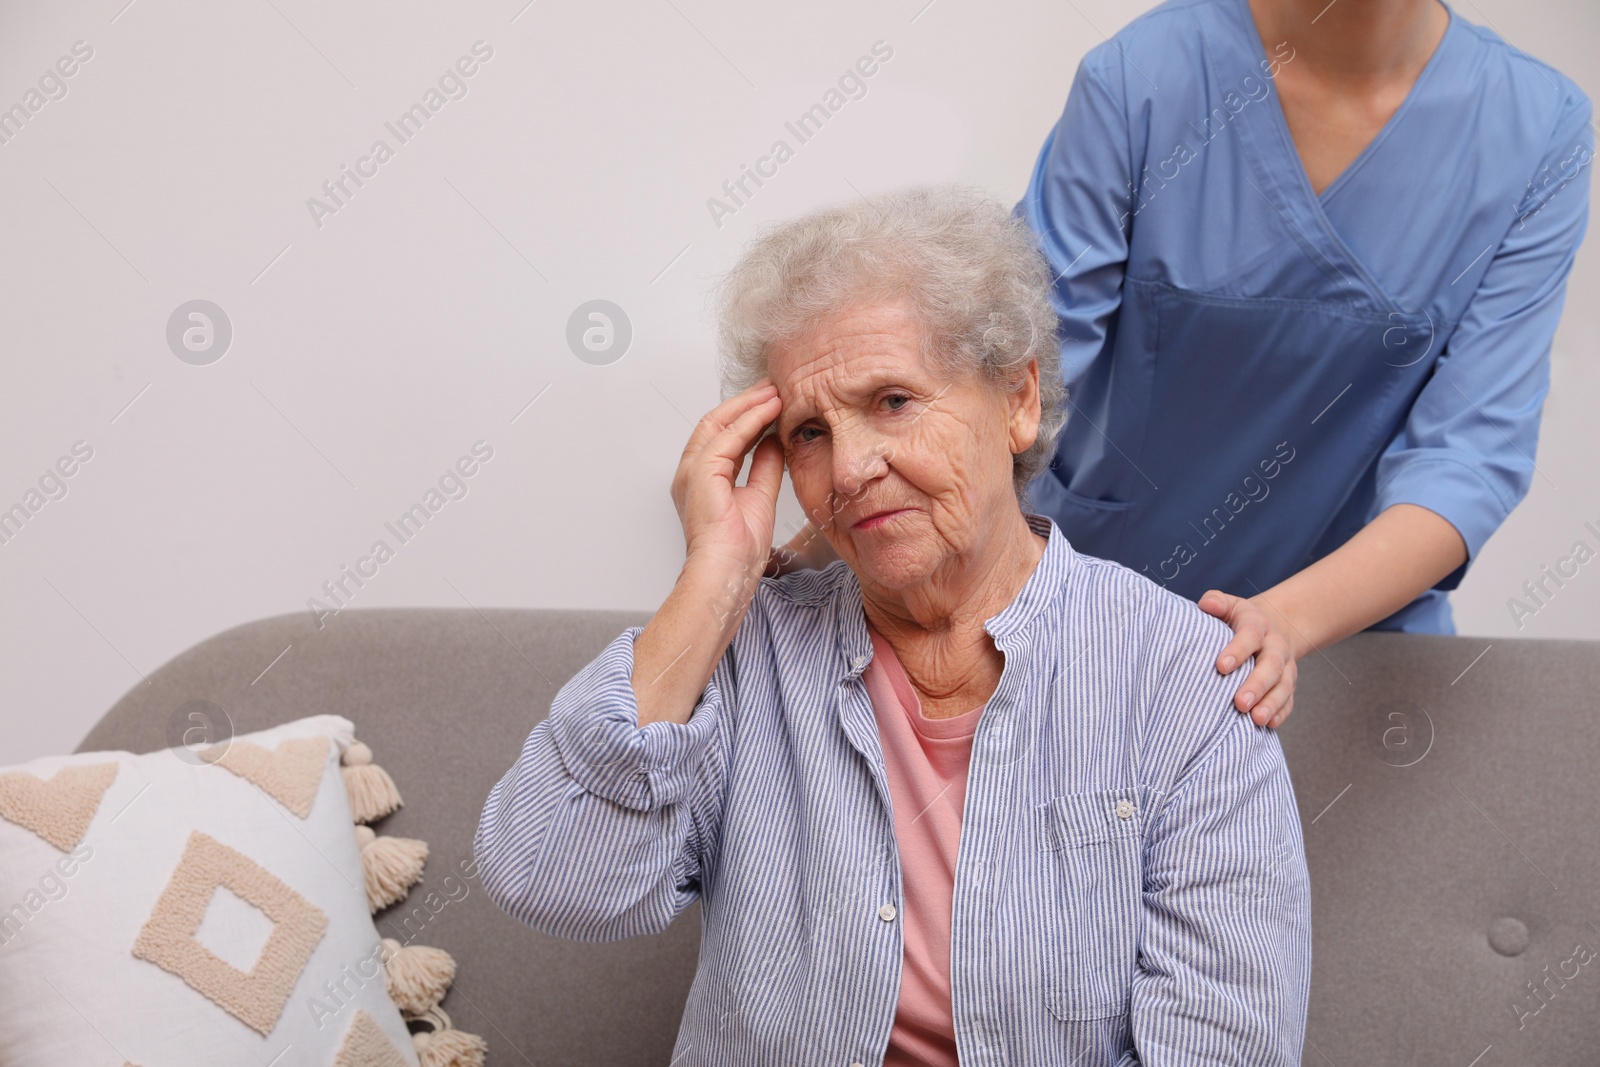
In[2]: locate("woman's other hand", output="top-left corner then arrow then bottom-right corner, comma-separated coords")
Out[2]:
1198,590 -> 1300,729
670,379 -> 785,578
765,520 -> 841,577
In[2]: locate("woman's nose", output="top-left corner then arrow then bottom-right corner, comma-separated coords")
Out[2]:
832,432 -> 890,498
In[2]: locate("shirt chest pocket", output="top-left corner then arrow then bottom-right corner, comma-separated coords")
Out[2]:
1039,788 -> 1144,1023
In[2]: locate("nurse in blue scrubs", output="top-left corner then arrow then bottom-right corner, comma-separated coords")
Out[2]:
774,0 -> 1592,728
1015,0 -> 1593,725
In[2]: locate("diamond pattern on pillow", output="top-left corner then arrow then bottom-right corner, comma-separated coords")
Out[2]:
132,829 -> 329,1035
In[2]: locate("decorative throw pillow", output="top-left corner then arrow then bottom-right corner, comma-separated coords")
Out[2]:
0,714 -> 485,1066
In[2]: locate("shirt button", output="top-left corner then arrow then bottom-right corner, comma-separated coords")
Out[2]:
1114,799 -> 1135,819
852,654 -> 869,670
877,903 -> 897,922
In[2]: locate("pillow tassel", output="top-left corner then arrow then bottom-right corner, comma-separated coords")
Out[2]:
380,937 -> 456,1014
410,1007 -> 487,1067
413,1026 -> 487,1067
355,825 -> 427,912
342,741 -> 403,823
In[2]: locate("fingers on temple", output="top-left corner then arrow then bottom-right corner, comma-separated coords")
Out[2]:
745,435 -> 785,497
687,382 -> 777,453
674,388 -> 777,508
706,394 -> 781,467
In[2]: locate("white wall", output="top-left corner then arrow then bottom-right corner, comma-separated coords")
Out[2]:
1,0 -> 1595,764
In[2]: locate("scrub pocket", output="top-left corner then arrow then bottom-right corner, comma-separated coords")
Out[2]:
1024,468 -> 1139,555
1039,788 -> 1144,1022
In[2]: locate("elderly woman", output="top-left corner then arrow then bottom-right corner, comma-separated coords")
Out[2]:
475,187 -> 1311,1066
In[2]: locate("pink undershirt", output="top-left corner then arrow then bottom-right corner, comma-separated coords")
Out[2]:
861,624 -> 984,1067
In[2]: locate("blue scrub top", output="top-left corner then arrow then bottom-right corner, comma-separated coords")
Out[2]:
1018,0 -> 1593,632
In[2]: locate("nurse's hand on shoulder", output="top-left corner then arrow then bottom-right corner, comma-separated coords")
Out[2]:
1198,590 -> 1298,729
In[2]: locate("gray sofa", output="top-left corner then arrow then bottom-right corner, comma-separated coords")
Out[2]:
79,608 -> 1600,1065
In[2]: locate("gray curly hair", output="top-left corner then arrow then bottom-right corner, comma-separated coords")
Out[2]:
715,185 -> 1065,501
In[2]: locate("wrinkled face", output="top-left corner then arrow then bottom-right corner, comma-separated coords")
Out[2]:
768,301 -> 1041,593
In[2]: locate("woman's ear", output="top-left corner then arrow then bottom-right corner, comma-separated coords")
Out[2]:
1007,358 -> 1042,454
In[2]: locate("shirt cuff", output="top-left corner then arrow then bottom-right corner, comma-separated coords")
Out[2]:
547,626 -> 724,812
1374,456 -> 1508,562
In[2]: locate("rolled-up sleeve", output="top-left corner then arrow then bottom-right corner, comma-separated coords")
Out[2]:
474,625 -> 730,941
1129,711 -> 1313,1065
1373,89 -> 1593,583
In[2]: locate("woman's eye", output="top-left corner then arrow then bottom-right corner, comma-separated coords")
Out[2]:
795,426 -> 823,443
884,394 -> 911,412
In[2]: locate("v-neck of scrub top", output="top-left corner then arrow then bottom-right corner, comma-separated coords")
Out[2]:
1223,0 -> 1461,312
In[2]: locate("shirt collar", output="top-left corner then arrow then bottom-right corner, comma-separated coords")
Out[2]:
987,511 -> 1072,642
835,511 -> 1073,678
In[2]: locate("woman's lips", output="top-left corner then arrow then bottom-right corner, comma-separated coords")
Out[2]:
853,508 -> 911,530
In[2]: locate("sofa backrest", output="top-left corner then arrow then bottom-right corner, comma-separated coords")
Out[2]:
79,608 -> 1600,1064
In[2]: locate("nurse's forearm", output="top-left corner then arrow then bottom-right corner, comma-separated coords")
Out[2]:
1255,503 -> 1469,657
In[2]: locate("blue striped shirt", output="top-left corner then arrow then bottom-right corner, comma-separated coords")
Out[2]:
475,513 -> 1312,1065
